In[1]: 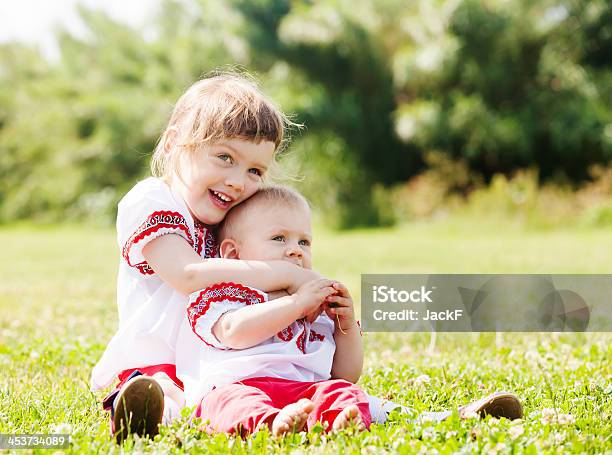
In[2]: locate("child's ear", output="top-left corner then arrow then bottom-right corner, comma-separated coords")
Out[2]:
219,239 -> 240,259
163,126 -> 178,154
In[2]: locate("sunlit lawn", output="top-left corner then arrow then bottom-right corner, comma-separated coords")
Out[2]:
0,222 -> 610,453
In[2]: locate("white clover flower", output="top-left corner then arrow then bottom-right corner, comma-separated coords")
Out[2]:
420,414 -> 435,423
557,413 -> 575,425
413,374 -> 430,386
422,427 -> 436,440
524,350 -> 540,362
540,407 -> 556,424
463,410 -> 479,419
493,442 -> 507,453
539,408 -> 575,425
554,432 -> 566,444
50,423 -> 73,434
509,425 -> 524,439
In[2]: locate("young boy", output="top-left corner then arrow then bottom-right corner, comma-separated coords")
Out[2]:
175,186 -> 523,436
176,185 -> 370,435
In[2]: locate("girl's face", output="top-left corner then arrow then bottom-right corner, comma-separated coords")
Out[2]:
173,138 -> 275,226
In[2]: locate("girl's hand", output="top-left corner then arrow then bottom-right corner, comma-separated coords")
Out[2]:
268,288 -> 321,323
295,279 -> 336,319
287,268 -> 323,294
324,281 -> 358,334
305,305 -> 324,323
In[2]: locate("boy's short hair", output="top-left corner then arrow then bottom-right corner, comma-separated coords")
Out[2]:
151,71 -> 295,179
218,185 -> 310,241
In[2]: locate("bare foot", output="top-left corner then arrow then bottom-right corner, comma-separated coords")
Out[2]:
332,404 -> 366,432
271,398 -> 314,436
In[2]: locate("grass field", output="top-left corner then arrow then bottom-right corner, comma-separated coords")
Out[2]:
1,222 -> 610,453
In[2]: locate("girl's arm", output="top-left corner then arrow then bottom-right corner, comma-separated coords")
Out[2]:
142,234 -> 320,295
327,282 -> 364,383
213,279 -> 336,349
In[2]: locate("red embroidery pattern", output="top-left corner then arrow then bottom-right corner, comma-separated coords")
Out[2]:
295,319 -> 307,353
134,262 -> 155,275
123,211 -> 193,275
193,221 -> 219,259
276,325 -> 294,341
187,283 -> 266,347
187,293 -> 214,348
196,282 -> 265,306
276,324 -> 294,341
193,220 -> 205,256
308,329 -> 325,343
205,225 -> 219,258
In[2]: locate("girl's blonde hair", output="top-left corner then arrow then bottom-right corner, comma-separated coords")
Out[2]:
151,71 -> 294,179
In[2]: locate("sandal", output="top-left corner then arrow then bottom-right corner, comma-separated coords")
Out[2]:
112,375 -> 164,443
459,391 -> 523,420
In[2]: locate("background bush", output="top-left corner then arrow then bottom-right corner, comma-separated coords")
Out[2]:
0,0 -> 610,227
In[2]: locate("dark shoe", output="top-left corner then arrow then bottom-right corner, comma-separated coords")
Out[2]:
112,375 -> 164,444
459,392 -> 523,420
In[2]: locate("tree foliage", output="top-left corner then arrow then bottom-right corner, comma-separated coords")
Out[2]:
0,0 -> 609,226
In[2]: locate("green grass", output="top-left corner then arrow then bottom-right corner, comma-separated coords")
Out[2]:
1,222 -> 610,453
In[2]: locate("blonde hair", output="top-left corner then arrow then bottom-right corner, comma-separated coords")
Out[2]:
151,71 -> 295,180
218,185 -> 310,241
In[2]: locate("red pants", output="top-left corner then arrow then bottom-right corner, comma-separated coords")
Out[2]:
117,364 -> 183,390
195,377 -> 371,436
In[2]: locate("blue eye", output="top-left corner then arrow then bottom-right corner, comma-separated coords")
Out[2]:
218,154 -> 232,163
249,168 -> 262,176
272,235 -> 285,242
299,239 -> 311,247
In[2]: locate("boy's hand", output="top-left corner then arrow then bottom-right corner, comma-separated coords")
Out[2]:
324,282 -> 358,334
295,279 -> 336,319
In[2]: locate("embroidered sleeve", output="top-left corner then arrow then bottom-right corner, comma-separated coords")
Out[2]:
117,183 -> 193,275
187,282 -> 266,350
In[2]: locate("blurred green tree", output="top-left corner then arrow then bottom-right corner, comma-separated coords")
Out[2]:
0,0 -> 609,227
232,0 -> 418,226
233,0 -> 610,226
0,0 -> 244,222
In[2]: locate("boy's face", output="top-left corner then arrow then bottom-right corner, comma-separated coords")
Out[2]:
173,138 -> 275,226
227,202 -> 313,269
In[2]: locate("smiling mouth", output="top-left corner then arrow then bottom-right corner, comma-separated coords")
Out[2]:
209,189 -> 233,209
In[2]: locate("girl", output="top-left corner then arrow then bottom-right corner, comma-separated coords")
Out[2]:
92,71 -> 522,443
91,73 -> 321,442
